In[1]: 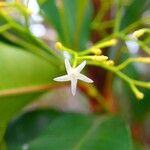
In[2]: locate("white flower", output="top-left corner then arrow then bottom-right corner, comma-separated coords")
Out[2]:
54,59 -> 93,96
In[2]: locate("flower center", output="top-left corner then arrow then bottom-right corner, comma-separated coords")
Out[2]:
70,69 -> 78,80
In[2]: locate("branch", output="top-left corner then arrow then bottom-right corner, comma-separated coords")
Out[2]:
116,57 -> 150,70
0,83 -> 62,97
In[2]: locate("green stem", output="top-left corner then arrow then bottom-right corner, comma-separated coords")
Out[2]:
117,33 -> 150,54
79,38 -> 117,56
122,17 -> 150,34
113,0 -> 122,33
86,60 -> 149,99
133,80 -> 150,88
116,57 -> 150,70
73,53 -> 78,68
56,42 -> 77,55
130,83 -> 144,99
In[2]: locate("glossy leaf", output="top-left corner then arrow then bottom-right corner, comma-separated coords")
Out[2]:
39,0 -> 93,50
0,42 -> 59,128
0,140 -> 6,150
8,114 -> 133,150
5,109 -> 61,146
120,0 -> 147,30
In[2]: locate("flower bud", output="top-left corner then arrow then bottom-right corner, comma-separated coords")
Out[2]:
133,29 -> 146,38
91,48 -> 102,55
136,91 -> 144,100
105,60 -> 115,66
109,38 -> 118,46
92,55 -> 108,61
55,42 -> 63,49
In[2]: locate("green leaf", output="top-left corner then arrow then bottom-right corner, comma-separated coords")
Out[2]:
39,0 -> 65,42
5,109 -> 61,146
39,0 -> 93,50
9,114 -> 133,150
0,122 -> 7,142
0,140 -> 6,150
0,42 -> 59,126
120,0 -> 148,30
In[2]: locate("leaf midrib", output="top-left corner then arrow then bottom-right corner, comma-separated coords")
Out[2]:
72,116 -> 107,150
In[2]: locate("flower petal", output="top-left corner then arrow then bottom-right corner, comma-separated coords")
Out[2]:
53,75 -> 70,82
75,61 -> 86,72
71,79 -> 77,96
78,73 -> 93,83
65,59 -> 72,74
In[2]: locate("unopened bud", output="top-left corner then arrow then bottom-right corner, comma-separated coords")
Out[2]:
91,48 -> 102,55
136,91 -> 144,100
110,38 -> 118,45
131,84 -> 144,100
133,29 -> 146,38
92,55 -> 108,61
105,60 -> 115,66
55,42 -> 63,49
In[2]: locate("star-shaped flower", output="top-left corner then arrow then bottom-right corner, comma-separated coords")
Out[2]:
54,59 -> 93,96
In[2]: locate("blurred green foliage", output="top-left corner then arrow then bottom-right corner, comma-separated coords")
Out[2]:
6,112 -> 132,150
0,0 -> 149,150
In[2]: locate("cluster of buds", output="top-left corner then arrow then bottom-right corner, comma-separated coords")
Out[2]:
85,55 -> 115,67
55,41 -> 115,67
85,39 -> 117,66
54,40 -> 150,100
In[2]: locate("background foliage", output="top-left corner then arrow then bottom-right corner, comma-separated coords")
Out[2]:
0,0 -> 150,150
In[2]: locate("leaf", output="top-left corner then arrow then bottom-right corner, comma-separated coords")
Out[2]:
120,0 -> 148,30
8,114 -> 133,150
0,140 -> 6,150
5,109 -> 61,146
39,0 -> 65,42
39,0 -> 93,50
0,122 -> 7,142
0,42 -> 59,127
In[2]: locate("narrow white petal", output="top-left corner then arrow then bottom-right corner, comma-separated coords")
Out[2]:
65,59 -> 72,74
75,61 -> 86,73
53,75 -> 70,82
78,73 -> 93,83
71,79 -> 77,96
